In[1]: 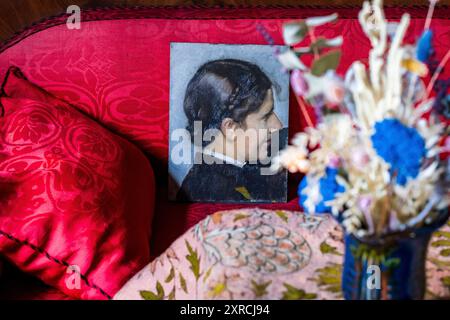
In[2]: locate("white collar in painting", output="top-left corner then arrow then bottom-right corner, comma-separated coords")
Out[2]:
202,149 -> 247,168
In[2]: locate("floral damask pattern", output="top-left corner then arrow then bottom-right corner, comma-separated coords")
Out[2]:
0,88 -> 155,299
114,208 -> 450,300
1,99 -> 121,213
0,11 -> 447,172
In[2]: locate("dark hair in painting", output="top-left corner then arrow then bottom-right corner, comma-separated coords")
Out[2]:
183,59 -> 276,145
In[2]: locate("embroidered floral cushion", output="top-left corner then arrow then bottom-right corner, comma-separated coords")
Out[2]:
115,208 -> 450,300
0,68 -> 156,299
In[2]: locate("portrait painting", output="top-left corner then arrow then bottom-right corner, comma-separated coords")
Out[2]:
169,43 -> 289,203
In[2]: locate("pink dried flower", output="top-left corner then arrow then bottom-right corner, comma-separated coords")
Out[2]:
323,71 -> 345,107
328,154 -> 341,168
290,69 -> 309,96
351,147 -> 371,170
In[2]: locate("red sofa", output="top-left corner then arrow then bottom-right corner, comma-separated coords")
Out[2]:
0,5 -> 448,299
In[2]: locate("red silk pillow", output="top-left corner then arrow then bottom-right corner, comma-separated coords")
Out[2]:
0,67 -> 155,299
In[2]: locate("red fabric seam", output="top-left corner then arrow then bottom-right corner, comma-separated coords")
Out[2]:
0,229 -> 112,300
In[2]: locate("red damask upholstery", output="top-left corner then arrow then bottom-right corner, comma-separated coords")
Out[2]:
0,6 -> 448,299
0,68 -> 155,299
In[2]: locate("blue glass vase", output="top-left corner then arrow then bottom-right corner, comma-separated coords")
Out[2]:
342,210 -> 449,300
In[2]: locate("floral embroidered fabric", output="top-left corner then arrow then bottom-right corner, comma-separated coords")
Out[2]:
115,208 -> 450,300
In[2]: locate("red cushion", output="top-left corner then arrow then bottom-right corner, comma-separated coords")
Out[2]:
0,259 -> 73,300
0,68 -> 155,299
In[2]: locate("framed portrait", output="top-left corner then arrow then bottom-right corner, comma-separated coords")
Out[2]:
169,43 -> 289,203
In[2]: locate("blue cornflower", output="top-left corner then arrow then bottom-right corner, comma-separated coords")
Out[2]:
416,29 -> 433,63
298,167 -> 345,213
371,118 -> 426,185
